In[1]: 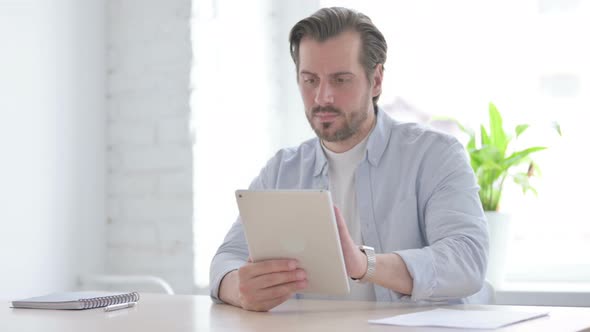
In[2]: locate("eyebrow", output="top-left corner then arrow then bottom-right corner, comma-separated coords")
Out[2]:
299,70 -> 356,77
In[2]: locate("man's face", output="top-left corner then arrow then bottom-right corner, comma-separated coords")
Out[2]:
297,30 -> 380,143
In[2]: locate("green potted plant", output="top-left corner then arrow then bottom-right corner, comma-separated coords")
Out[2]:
458,102 -> 561,211
454,102 -> 561,287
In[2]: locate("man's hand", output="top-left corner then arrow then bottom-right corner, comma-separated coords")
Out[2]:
334,206 -> 414,294
334,206 -> 368,279
219,259 -> 307,312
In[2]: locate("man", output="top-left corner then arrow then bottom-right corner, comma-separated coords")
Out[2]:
210,7 -> 488,312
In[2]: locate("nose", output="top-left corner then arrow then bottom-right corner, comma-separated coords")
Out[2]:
314,81 -> 334,106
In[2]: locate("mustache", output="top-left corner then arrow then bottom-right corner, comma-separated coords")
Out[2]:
312,106 -> 342,115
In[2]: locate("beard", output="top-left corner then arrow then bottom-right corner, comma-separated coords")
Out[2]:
306,104 -> 369,143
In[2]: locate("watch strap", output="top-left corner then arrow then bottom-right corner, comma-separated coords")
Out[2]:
352,245 -> 376,284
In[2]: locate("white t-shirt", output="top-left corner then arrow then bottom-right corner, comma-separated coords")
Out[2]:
320,134 -> 376,301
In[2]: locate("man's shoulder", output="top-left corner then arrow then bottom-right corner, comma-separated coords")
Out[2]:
256,137 -> 319,188
388,117 -> 459,147
266,137 -> 318,167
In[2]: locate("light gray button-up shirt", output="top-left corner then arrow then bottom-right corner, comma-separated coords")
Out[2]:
210,110 -> 488,303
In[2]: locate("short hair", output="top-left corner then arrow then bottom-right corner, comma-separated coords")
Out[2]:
289,7 -> 387,105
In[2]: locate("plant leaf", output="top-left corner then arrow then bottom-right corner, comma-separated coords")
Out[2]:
466,134 -> 476,153
471,145 -> 503,167
503,147 -> 546,169
488,102 -> 509,155
531,161 -> 543,177
552,121 -> 563,136
512,172 -> 538,196
480,124 -> 490,147
515,124 -> 529,138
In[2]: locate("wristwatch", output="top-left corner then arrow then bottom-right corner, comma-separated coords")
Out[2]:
352,245 -> 376,283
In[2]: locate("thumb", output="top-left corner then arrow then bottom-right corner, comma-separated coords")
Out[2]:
333,206 -> 348,236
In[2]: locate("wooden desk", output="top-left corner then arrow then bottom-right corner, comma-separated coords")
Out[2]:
3,294 -> 590,331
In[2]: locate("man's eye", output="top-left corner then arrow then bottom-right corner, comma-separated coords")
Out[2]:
334,77 -> 350,85
304,78 -> 316,85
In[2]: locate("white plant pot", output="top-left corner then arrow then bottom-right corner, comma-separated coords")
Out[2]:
485,211 -> 512,289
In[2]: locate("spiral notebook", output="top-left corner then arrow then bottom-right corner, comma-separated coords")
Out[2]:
11,291 -> 140,310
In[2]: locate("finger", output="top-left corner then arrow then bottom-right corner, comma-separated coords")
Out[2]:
240,259 -> 298,279
334,206 -> 344,228
247,279 -> 307,304
260,292 -> 294,311
249,269 -> 306,290
334,206 -> 351,238
243,292 -> 293,312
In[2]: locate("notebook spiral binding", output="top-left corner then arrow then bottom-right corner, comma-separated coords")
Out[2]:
80,292 -> 140,309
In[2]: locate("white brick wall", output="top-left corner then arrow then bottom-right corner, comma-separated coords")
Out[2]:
1,0 -> 106,298
106,0 -> 194,294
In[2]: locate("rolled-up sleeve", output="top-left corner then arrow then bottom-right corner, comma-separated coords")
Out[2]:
209,157 -> 275,303
209,219 -> 249,303
396,140 -> 489,301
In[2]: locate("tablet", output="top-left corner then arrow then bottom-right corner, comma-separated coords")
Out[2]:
235,189 -> 350,296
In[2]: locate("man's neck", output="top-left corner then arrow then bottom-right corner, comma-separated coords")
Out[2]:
322,112 -> 376,153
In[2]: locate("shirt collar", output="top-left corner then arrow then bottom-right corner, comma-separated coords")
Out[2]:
313,108 -> 392,176
314,139 -> 327,176
366,108 -> 392,167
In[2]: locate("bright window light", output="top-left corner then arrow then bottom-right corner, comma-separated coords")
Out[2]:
191,0 -> 590,289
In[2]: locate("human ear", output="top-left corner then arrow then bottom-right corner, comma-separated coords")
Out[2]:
371,64 -> 384,97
